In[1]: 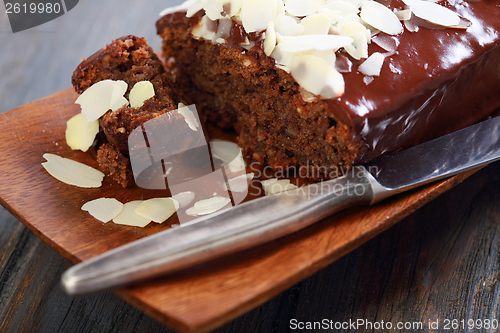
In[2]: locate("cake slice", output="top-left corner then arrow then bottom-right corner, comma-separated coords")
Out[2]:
72,35 -> 181,187
156,0 -> 500,179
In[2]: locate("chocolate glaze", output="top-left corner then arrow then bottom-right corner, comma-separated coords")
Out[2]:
156,0 -> 500,163
333,0 -> 500,162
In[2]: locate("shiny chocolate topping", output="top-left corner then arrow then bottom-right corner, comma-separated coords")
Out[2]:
157,0 -> 500,163
332,0 -> 500,161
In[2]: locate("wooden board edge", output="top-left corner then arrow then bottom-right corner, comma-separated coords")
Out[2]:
113,167 -> 482,333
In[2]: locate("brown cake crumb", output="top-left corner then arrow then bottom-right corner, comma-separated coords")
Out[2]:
157,23 -> 365,179
96,143 -> 133,188
72,35 -> 181,187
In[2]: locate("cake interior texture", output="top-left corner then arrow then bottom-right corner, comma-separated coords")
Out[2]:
72,36 -> 181,187
156,0 -> 500,179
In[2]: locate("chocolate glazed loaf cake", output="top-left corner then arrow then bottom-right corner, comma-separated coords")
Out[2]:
156,0 -> 500,179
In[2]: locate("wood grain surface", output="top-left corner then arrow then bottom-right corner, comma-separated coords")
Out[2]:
0,86 -> 483,333
1,1 -> 500,333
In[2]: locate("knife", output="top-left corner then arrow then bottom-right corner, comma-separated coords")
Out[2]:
61,115 -> 500,296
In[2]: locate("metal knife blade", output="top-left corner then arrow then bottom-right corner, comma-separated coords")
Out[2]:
366,114 -> 500,202
61,116 -> 500,296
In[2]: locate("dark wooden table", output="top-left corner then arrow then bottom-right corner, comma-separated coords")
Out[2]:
1,1 -> 500,332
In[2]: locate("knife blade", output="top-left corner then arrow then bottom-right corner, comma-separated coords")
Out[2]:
61,115 -> 500,296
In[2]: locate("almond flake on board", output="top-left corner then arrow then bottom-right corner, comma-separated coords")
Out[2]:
261,178 -> 298,195
42,153 -> 104,188
224,172 -> 255,192
134,198 -> 179,223
185,196 -> 231,216
81,198 -> 124,223
113,201 -> 151,227
172,191 -> 196,208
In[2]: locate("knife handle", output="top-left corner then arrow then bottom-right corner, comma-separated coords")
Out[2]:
61,166 -> 377,296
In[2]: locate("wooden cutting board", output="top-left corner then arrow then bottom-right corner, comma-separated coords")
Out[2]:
0,88 -> 480,333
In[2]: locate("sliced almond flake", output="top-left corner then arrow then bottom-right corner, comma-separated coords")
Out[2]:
344,31 -> 369,60
336,12 -> 361,32
210,140 -> 246,173
264,21 -> 277,56
299,87 -> 319,103
404,18 -> 418,32
322,0 -> 359,16
240,0 -> 278,33
81,198 -> 123,223
313,49 -> 337,68
366,24 -> 381,37
360,1 -> 403,35
129,81 -> 155,108
192,15 -> 217,40
214,17 -> 233,40
275,31 -> 284,44
113,201 -> 151,227
279,35 -> 353,53
177,103 -> 200,131
210,140 -> 243,165
363,76 -> 375,85
291,54 -> 345,99
224,0 -> 242,16
402,0 -> 460,28
270,44 -> 294,69
134,198 -> 179,223
261,178 -> 298,195
395,9 -> 412,21
329,24 -> 342,36
335,54 -> 353,73
186,0 -> 204,17
300,14 -> 331,35
224,172 -> 254,192
358,52 -> 385,76
276,0 -> 285,16
371,33 -> 400,53
194,195 -> 227,208
41,161 -> 100,188
42,154 -> 103,188
75,80 -> 128,122
453,16 -> 472,30
341,20 -> 368,38
272,13 -> 305,37
276,64 -> 291,73
260,178 -> 278,189
172,191 -> 196,208
227,155 -> 246,172
110,80 -> 129,112
204,0 -> 224,20
65,113 -> 99,152
186,196 -> 231,216
43,153 -> 104,181
318,8 -> 342,24
285,0 -> 327,17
